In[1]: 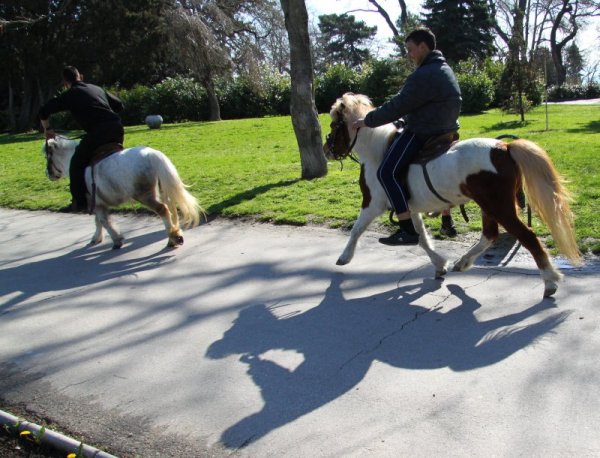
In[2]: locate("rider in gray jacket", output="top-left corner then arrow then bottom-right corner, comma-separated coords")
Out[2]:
353,27 -> 462,245
363,50 -> 461,136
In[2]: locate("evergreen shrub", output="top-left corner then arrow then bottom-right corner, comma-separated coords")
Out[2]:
148,77 -> 208,122
359,58 -> 411,106
457,72 -> 494,113
116,84 -> 153,125
219,77 -> 272,119
315,64 -> 362,113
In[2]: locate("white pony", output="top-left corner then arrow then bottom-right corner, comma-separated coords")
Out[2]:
324,93 -> 581,298
43,136 -> 202,249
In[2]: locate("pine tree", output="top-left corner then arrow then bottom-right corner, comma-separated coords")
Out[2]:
423,0 -> 494,63
564,43 -> 584,85
318,14 -> 377,69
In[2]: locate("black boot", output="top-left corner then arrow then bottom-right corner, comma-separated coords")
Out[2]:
440,214 -> 457,237
379,219 -> 419,245
58,201 -> 87,213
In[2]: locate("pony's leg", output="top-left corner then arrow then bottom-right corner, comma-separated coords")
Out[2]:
453,212 -> 498,272
138,194 -> 183,247
94,206 -> 124,249
412,213 -> 448,278
167,201 -> 180,232
337,201 -> 386,265
89,213 -> 104,246
494,212 -> 562,298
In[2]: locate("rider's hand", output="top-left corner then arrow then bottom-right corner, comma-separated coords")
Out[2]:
45,128 -> 55,140
353,118 -> 366,130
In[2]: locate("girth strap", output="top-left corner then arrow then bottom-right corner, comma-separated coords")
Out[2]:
89,143 -> 123,214
420,162 -> 451,204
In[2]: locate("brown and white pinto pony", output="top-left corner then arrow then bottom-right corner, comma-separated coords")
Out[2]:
324,93 -> 581,298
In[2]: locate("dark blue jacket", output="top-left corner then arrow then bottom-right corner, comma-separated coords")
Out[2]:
364,50 -> 461,135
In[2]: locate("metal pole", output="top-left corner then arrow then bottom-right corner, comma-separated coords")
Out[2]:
545,57 -> 549,131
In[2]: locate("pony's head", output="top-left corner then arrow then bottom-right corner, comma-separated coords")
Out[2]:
324,93 -> 374,161
42,136 -> 77,181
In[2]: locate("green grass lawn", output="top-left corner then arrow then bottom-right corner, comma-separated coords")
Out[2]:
1,104 -> 598,254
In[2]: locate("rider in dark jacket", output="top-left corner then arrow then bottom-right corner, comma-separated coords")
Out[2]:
353,28 -> 461,244
363,51 -> 461,136
39,66 -> 124,212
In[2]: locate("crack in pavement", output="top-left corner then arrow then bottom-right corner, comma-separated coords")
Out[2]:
338,293 -> 453,372
337,266 -> 511,372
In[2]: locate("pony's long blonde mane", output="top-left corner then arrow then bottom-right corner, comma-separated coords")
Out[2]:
330,92 -> 375,122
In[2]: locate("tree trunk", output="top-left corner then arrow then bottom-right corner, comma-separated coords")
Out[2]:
203,76 -> 221,121
280,0 -> 327,180
549,0 -> 576,87
550,43 -> 567,87
8,80 -> 16,132
17,78 -> 34,132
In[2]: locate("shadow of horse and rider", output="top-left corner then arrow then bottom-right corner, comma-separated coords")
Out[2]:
206,272 -> 569,449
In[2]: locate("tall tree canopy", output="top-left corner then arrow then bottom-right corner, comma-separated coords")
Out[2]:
488,0 -> 600,86
0,0 -> 173,131
423,0 -> 495,63
166,0 -> 286,121
317,13 -> 377,68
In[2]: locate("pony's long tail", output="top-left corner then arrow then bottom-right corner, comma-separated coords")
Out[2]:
153,152 -> 202,228
508,139 -> 582,265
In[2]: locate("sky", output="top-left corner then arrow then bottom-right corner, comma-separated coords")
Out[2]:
305,0 -> 599,69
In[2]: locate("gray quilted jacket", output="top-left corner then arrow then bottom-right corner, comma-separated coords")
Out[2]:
364,50 -> 461,135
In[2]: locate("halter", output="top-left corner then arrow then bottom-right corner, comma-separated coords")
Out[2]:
325,114 -> 361,164
44,137 -> 60,179
43,134 -> 76,180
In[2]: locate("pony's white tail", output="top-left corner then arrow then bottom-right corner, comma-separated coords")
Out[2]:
152,152 -> 202,228
508,139 -> 582,265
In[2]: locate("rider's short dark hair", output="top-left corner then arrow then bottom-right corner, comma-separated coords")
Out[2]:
62,66 -> 80,84
405,27 -> 436,51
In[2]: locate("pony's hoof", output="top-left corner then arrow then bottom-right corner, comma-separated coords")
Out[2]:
452,261 -> 470,272
167,235 -> 184,247
435,268 -> 447,279
544,286 -> 557,298
336,258 -> 349,266
112,238 -> 124,250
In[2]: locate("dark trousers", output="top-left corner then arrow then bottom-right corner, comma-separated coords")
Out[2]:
70,122 -> 124,207
376,130 -> 426,215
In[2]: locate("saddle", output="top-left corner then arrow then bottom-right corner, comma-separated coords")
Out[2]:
91,142 -> 123,166
413,132 -> 459,165
397,131 -> 466,219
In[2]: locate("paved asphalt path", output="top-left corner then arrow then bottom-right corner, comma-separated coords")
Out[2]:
1,208 -> 599,457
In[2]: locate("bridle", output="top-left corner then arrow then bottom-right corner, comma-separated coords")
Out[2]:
44,136 -> 67,179
324,113 -> 360,164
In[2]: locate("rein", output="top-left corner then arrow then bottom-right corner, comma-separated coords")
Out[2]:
333,129 -> 360,170
346,128 -> 361,164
